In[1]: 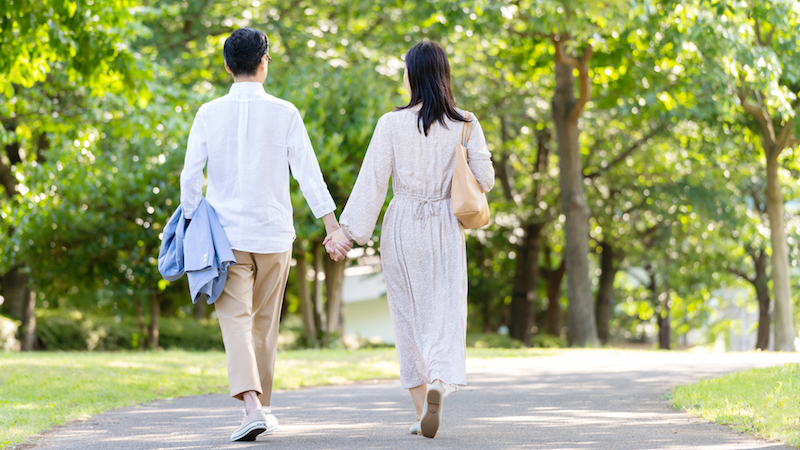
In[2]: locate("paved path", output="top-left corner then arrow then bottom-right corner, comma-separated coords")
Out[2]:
25,350 -> 799,450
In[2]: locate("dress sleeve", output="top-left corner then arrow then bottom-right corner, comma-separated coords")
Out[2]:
180,107 -> 208,219
465,114 -> 495,193
287,108 -> 337,219
339,115 -> 393,246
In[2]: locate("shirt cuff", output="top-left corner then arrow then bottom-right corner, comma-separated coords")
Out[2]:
310,198 -> 337,219
182,205 -> 197,220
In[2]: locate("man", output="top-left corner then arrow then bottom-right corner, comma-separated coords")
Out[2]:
180,27 -> 349,441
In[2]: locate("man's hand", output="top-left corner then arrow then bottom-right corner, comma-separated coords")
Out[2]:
323,228 -> 353,262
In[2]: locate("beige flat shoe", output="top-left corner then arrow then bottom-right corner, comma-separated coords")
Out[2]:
409,420 -> 422,435
420,381 -> 444,438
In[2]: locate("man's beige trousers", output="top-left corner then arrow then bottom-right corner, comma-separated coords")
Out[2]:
214,249 -> 291,404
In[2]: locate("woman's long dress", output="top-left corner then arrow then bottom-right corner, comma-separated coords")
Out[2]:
339,107 -> 495,390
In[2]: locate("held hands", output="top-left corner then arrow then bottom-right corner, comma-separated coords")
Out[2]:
323,228 -> 353,262
320,213 -> 353,262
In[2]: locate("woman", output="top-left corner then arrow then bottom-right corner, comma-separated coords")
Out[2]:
325,41 -> 494,438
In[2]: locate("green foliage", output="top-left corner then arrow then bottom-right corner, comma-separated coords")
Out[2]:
0,0 -> 146,99
1,0 -> 799,351
466,332 -> 524,349
530,333 -> 567,349
672,363 -> 800,446
35,309 -> 225,351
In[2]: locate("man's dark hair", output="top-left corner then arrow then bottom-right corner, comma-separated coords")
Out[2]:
223,28 -> 269,76
396,41 -> 469,136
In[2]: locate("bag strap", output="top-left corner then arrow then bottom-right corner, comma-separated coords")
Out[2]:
461,112 -> 473,148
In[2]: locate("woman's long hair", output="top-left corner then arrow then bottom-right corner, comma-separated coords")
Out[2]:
396,41 -> 469,136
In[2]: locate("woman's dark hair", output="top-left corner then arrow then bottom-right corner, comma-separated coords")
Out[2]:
223,28 -> 269,76
397,41 -> 469,136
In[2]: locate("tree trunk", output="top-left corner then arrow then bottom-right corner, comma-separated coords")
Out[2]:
295,247 -> 318,347
509,222 -> 543,345
148,293 -> 161,349
543,256 -> 566,337
0,146 -> 19,198
647,264 -> 670,350
752,249 -> 771,351
0,267 -> 28,319
473,241 -> 495,333
20,290 -> 36,351
1,136 -> 35,347
552,61 -> 598,347
312,244 -> 325,336
0,267 -> 35,350
595,242 -> 619,345
657,302 -> 671,350
192,298 -> 207,320
765,153 -> 796,351
133,297 -> 147,348
324,256 -> 346,346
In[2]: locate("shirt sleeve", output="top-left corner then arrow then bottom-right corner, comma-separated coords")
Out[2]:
180,107 -> 208,219
287,108 -> 337,219
465,114 -> 495,193
339,115 -> 393,246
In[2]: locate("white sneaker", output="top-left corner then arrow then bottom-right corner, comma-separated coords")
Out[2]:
241,407 -> 278,435
420,381 -> 444,438
231,409 -> 267,442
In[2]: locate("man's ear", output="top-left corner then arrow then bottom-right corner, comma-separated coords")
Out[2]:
224,60 -> 233,74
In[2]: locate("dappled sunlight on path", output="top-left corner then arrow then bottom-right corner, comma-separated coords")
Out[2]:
26,350 -> 798,450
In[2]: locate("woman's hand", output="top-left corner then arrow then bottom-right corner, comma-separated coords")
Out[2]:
323,228 -> 353,262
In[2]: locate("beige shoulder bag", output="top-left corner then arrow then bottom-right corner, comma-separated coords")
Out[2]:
451,112 -> 490,229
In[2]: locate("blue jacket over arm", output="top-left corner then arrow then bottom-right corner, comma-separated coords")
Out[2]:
158,198 -> 236,304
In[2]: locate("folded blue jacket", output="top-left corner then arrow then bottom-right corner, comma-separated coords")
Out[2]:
158,198 -> 236,304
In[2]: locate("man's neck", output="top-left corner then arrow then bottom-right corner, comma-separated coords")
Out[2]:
232,72 -> 266,83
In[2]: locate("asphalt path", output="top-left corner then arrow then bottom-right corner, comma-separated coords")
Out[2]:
23,350 -> 799,450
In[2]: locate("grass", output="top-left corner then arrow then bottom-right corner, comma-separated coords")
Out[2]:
0,347 -> 547,448
671,363 -> 800,448
466,347 -> 555,358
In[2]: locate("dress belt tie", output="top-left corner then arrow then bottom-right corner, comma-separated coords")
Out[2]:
394,192 -> 450,224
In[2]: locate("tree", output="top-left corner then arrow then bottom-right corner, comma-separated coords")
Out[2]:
664,0 -> 800,350
0,0 -> 146,349
498,0 -> 659,346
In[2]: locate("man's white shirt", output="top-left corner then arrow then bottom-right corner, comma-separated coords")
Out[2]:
180,82 -> 336,254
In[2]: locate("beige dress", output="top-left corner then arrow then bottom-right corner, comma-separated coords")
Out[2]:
340,106 -> 495,390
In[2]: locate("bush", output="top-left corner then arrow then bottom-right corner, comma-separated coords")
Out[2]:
0,314 -> 21,351
35,309 -> 224,351
530,334 -> 566,348
466,333 -> 525,349
465,332 -> 567,349
158,317 -> 223,351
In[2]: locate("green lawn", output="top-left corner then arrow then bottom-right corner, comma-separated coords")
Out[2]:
0,349 -> 397,448
671,363 -> 800,447
0,347 -> 548,448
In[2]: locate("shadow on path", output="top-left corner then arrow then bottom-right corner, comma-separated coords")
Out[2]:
26,350 -> 798,450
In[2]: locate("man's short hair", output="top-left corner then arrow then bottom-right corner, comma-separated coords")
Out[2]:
223,28 -> 269,76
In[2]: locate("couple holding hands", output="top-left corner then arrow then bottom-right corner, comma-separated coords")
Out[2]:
179,27 -> 494,442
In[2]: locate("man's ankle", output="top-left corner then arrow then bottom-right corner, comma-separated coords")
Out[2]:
243,391 -> 262,415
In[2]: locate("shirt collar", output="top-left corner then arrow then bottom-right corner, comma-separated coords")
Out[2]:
228,82 -> 266,94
